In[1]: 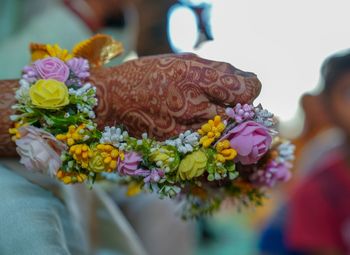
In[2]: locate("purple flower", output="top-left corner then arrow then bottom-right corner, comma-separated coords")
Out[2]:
142,169 -> 165,183
251,160 -> 292,187
22,65 -> 38,83
219,121 -> 272,165
117,152 -> 143,176
226,103 -> 255,123
34,57 -> 70,82
67,58 -> 90,79
117,152 -> 164,183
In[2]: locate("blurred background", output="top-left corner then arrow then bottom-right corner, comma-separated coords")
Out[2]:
1,0 -> 350,254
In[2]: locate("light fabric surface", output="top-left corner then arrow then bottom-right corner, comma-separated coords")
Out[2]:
0,162 -> 86,255
0,159 -> 147,255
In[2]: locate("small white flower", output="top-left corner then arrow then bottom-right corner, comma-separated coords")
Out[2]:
165,131 -> 199,154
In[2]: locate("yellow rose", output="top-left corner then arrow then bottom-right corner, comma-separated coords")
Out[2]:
88,149 -> 107,173
29,79 -> 69,109
178,150 -> 208,180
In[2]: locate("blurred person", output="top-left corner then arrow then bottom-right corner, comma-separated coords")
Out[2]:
260,51 -> 350,255
259,94 -> 340,255
285,51 -> 350,255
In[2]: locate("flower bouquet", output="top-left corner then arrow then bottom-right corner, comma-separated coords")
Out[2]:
9,35 -> 294,218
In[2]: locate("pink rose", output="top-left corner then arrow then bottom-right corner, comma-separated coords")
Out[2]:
16,126 -> 67,176
220,121 -> 272,165
34,57 -> 70,82
117,152 -> 143,176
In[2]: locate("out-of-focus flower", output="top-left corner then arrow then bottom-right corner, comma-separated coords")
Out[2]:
126,182 -> 142,196
220,121 -> 272,165
16,126 -> 67,176
22,66 -> 38,83
67,58 -> 90,79
143,169 -> 165,183
34,57 -> 70,82
251,160 -> 292,187
178,150 -> 207,180
226,104 -> 255,123
15,79 -> 31,104
275,141 -> 295,163
215,139 -> 237,163
29,79 -> 69,109
198,115 -> 225,148
46,44 -> 73,61
56,169 -> 87,184
8,121 -> 28,141
254,104 -> 276,128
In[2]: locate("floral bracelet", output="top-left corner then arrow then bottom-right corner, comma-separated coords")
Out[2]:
9,34 -> 295,218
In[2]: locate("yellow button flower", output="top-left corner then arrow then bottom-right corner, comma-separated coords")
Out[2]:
178,150 -> 208,180
56,124 -> 87,146
29,79 -> 69,109
69,144 -> 91,169
198,115 -> 226,148
215,139 -> 237,163
56,169 -> 87,184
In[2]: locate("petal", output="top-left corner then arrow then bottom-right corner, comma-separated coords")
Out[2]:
230,135 -> 253,156
252,134 -> 266,145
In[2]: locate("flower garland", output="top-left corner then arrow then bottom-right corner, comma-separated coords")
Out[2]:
9,35 -> 295,218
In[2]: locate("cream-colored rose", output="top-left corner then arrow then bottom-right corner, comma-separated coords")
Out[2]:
16,126 -> 67,176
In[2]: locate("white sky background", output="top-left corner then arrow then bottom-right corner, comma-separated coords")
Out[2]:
168,0 -> 350,137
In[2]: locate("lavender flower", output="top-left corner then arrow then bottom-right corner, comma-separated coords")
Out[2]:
226,103 -> 255,123
117,152 -> 164,183
251,160 -> 292,187
67,58 -> 90,79
142,169 -> 165,183
22,65 -> 38,83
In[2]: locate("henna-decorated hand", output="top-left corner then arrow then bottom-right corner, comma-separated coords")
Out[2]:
91,53 -> 261,139
0,53 -> 261,156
